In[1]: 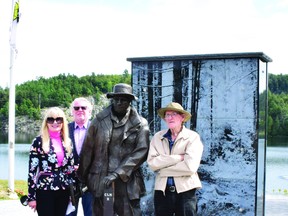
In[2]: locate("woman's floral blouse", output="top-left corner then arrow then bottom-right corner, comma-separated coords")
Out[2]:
27,136 -> 75,201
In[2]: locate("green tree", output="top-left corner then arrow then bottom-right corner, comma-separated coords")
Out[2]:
0,72 -> 132,119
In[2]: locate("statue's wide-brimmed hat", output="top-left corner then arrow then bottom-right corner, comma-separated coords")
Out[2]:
106,83 -> 138,101
158,102 -> 191,122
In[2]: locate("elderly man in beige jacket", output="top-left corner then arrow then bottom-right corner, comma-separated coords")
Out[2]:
147,102 -> 203,216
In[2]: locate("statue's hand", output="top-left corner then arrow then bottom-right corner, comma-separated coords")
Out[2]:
103,173 -> 118,188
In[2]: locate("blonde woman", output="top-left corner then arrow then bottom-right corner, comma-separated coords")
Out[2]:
27,107 -> 74,216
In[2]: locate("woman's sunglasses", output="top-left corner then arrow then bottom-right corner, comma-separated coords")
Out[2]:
46,117 -> 64,124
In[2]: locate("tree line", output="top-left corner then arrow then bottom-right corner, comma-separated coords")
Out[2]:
0,70 -> 131,120
266,74 -> 288,136
0,72 -> 287,137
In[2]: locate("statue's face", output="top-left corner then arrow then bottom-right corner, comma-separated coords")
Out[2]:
112,96 -> 131,115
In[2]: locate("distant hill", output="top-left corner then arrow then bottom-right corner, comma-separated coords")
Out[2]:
0,71 -> 130,132
1,72 -> 288,137
0,71 -> 130,119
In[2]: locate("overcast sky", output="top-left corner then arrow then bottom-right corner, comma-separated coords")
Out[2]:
0,0 -> 288,88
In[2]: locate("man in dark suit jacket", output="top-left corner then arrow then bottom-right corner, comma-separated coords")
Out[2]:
67,97 -> 94,216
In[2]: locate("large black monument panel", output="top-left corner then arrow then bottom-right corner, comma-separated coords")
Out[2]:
127,52 -> 271,216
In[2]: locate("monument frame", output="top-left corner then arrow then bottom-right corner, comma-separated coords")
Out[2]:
127,52 -> 272,216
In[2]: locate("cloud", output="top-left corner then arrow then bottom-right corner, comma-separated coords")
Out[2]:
0,0 -> 288,88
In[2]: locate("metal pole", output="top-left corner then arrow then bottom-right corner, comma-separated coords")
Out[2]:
8,52 -> 16,193
8,0 -> 18,195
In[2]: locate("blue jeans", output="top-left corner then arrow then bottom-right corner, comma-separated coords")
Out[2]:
154,188 -> 197,216
66,191 -> 93,216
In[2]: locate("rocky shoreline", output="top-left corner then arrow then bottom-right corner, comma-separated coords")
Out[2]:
0,107 -> 74,134
0,95 -> 109,134
0,116 -> 42,134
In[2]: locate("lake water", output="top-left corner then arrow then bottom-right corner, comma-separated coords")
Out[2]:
266,146 -> 288,194
0,143 -> 30,180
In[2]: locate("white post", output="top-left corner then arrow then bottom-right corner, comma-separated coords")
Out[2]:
8,0 -> 19,195
8,53 -> 16,193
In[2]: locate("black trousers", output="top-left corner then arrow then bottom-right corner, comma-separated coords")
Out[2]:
154,188 -> 198,216
36,189 -> 70,216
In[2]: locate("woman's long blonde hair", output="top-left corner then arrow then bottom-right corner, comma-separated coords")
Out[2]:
40,107 -> 72,155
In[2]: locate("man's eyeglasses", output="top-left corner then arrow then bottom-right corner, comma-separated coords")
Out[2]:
164,112 -> 179,119
73,106 -> 87,111
47,117 -> 64,124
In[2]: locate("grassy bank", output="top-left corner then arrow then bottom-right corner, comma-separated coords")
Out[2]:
0,180 -> 28,200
